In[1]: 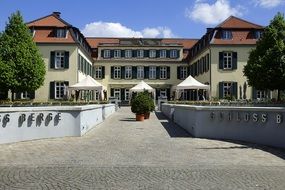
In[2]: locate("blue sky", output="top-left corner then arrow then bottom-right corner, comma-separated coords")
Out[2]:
0,0 -> 284,38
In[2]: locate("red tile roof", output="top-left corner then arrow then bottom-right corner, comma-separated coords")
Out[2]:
27,13 -> 70,27
32,28 -> 75,43
216,16 -> 263,29
86,38 -> 119,48
161,39 -> 198,49
213,31 -> 259,45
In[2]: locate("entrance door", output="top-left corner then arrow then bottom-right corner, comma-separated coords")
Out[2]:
114,88 -> 121,100
125,89 -> 130,101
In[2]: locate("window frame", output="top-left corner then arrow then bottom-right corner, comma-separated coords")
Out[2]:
180,66 -> 188,80
21,91 -> 30,99
114,88 -> 121,100
103,50 -> 111,58
160,66 -> 167,79
55,51 -> 65,69
137,49 -> 144,58
222,30 -> 232,40
114,66 -> 121,79
170,49 -> 178,58
94,66 -> 102,79
223,52 -> 232,69
114,50 -> 121,58
125,50 -> 132,58
137,66 -> 144,79
223,82 -> 232,98
55,81 -> 67,99
125,66 -> 132,79
149,66 -> 156,79
160,50 -> 167,58
149,50 -> 156,58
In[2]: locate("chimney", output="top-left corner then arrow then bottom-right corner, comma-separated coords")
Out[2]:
53,12 -> 61,17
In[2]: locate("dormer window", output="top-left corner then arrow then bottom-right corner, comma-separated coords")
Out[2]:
149,50 -> 156,58
170,50 -> 178,58
221,30 -> 232,40
137,50 -> 144,58
254,31 -> 263,39
56,29 -> 67,38
160,50 -> 167,58
103,50 -> 111,58
29,28 -> 35,37
114,50 -> 121,58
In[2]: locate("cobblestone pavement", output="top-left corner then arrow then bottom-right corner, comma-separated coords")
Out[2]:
0,107 -> 285,189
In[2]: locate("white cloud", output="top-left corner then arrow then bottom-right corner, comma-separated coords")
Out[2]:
253,0 -> 284,8
185,0 -> 245,25
81,22 -> 175,38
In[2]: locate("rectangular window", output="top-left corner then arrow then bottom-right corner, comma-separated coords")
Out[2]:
149,50 -> 156,58
223,82 -> 232,98
114,66 -> 121,79
103,50 -> 111,58
257,90 -> 267,99
149,66 -> 156,79
125,66 -> 132,79
22,91 -> 30,99
254,31 -> 263,39
180,66 -> 188,79
125,89 -> 130,101
114,50 -> 121,58
125,50 -> 132,58
160,89 -> 167,98
55,81 -> 67,99
94,66 -> 102,79
56,29 -> 66,38
55,51 -> 65,69
114,88 -> 121,100
170,50 -> 178,58
137,50 -> 144,58
94,90 -> 99,101
137,66 -> 144,79
222,30 -> 232,39
160,66 -> 167,79
223,52 -> 232,69
160,50 -> 167,58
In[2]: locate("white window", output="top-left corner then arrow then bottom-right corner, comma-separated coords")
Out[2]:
55,51 -> 65,69
255,31 -> 263,39
257,90 -> 267,99
94,66 -> 102,79
95,90 -> 99,101
125,50 -> 132,58
114,66 -> 121,79
114,88 -> 121,100
223,82 -> 232,98
55,82 -> 67,99
149,50 -> 156,58
22,91 -> 30,99
125,66 -> 132,79
149,66 -> 156,79
223,52 -> 232,69
170,50 -> 178,58
160,50 -> 167,58
125,89 -> 130,101
180,66 -> 188,79
160,66 -> 167,79
137,50 -> 144,58
114,50 -> 121,58
222,30 -> 232,39
56,29 -> 66,38
137,66 -> 144,79
103,50 -> 110,58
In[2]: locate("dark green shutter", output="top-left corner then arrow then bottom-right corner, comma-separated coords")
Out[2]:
144,50 -> 149,58
167,67 -> 170,79
156,50 -> 160,58
219,52 -> 223,69
132,67 -> 137,79
102,66 -> 105,79
166,89 -> 170,100
110,50 -> 114,58
50,51 -> 55,68
121,89 -> 125,100
121,50 -> 125,58
232,52 -> 237,70
177,66 -> 181,79
64,51 -> 69,69
219,82 -> 224,99
232,82 -> 238,99
156,67 -> 160,79
156,89 -> 160,99
50,82 -> 55,99
206,53 -> 210,72
101,50 -> 104,58
144,66 -> 149,79
111,88 -> 114,96
166,50 -> 170,58
121,66 -> 125,79
111,66 -> 114,79
132,50 -> 137,57
29,91 -> 35,99
252,87 -> 257,99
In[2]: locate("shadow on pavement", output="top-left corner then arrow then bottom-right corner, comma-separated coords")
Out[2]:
155,111 -> 192,138
120,117 -> 136,122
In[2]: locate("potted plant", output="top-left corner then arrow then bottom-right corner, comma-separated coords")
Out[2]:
144,92 -> 155,119
131,92 -> 149,121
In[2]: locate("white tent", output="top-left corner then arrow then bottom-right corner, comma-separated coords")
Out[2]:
129,81 -> 155,92
68,76 -> 104,101
176,75 -> 210,100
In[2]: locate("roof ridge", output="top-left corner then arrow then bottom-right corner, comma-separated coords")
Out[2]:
85,37 -> 199,40
216,15 -> 264,28
26,12 -> 72,27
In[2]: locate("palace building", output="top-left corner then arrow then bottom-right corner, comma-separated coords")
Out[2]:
20,12 -> 267,102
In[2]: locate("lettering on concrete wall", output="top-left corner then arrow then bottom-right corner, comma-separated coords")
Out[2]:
210,111 -> 283,124
0,112 -> 62,128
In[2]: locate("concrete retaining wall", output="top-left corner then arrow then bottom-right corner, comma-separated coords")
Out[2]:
0,104 -> 115,144
162,104 -> 285,149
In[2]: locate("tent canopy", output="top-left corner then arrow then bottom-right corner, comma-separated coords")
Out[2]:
176,75 -> 209,90
130,81 -> 155,92
68,75 -> 103,90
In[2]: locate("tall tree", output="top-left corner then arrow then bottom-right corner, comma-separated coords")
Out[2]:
244,12 -> 285,101
0,11 -> 45,101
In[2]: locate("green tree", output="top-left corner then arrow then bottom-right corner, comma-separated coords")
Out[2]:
0,11 -> 45,101
244,12 -> 285,101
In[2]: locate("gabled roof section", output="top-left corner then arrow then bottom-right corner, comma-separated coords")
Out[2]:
27,12 -> 71,27
216,16 -> 263,29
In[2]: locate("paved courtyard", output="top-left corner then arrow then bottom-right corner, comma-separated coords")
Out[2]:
0,107 -> 285,189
